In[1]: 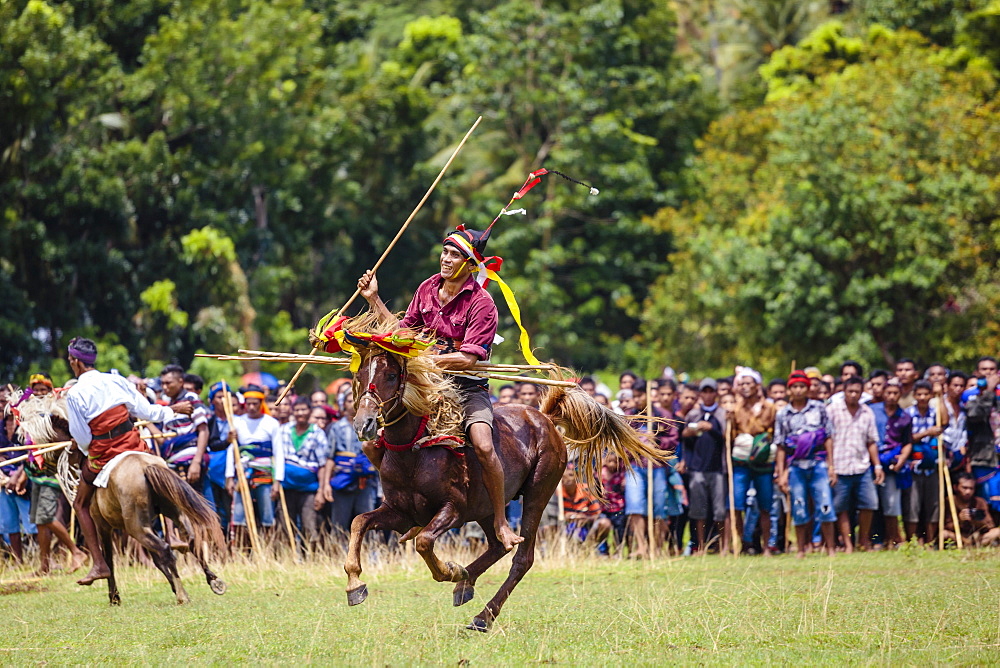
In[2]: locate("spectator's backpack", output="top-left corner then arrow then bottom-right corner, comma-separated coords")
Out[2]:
732,433 -> 773,469
787,429 -> 828,463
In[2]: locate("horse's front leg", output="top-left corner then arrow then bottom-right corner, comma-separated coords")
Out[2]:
345,504 -> 404,606
414,503 -> 466,583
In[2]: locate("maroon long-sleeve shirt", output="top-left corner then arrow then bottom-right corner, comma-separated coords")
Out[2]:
400,274 -> 498,362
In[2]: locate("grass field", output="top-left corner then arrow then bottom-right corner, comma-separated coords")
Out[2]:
2,543 -> 999,665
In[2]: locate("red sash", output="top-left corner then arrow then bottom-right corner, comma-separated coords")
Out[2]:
87,405 -> 147,472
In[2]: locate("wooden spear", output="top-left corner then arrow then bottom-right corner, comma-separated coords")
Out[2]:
936,392 -> 963,549
725,419 -> 740,557
277,484 -> 298,559
646,381 -> 655,559
276,116 -> 483,404
221,382 -> 262,556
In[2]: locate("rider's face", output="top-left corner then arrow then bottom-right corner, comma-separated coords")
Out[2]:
440,245 -> 471,281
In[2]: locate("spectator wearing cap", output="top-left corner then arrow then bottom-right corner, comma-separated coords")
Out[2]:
828,376 -> 882,552
775,370 -> 837,557
681,378 -> 728,554
869,377 -> 912,548
905,380 -> 947,544
729,366 -> 777,555
204,381 -> 237,531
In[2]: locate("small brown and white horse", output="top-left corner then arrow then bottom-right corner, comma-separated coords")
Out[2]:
340,317 -> 665,631
13,391 -> 226,605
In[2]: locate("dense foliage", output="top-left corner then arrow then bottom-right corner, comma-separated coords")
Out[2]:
1,0 -> 998,384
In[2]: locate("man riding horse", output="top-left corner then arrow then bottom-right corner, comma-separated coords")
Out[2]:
313,227 -> 521,551
64,337 -> 193,585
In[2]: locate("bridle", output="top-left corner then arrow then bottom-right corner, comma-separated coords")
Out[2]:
354,351 -> 409,428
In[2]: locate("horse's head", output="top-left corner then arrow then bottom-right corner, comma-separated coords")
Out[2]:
352,349 -> 407,441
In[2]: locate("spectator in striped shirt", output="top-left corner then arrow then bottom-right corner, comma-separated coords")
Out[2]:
905,380 -> 947,544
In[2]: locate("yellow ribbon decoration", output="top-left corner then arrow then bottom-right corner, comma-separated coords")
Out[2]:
483,268 -> 542,366
445,234 -> 541,365
328,329 -> 434,372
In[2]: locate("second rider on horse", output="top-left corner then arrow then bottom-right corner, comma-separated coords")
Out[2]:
352,227 -> 523,552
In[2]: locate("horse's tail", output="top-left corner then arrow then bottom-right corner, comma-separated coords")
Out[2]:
144,465 -> 225,552
540,384 -> 669,499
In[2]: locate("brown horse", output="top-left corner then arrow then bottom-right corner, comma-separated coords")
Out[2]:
341,321 -> 665,631
17,392 -> 227,605
88,452 -> 227,605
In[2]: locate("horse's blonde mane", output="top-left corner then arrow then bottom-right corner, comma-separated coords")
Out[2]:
344,313 -> 465,437
9,390 -> 69,444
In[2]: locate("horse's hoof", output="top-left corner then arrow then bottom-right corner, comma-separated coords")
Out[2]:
210,578 -> 227,595
346,584 -> 368,606
109,595 -> 121,606
453,583 -> 475,607
466,617 -> 490,633
445,561 -> 469,582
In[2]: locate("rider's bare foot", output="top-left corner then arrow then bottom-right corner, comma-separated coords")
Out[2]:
77,565 -> 111,586
497,524 -> 524,552
68,550 -> 87,574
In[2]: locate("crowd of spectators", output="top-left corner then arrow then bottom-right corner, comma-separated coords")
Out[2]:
2,354 -> 998,568
551,357 -> 1000,557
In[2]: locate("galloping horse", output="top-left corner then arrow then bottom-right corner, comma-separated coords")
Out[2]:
340,316 -> 665,631
13,391 -> 226,605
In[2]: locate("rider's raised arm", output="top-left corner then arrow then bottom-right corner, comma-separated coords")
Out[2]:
359,271 -> 398,326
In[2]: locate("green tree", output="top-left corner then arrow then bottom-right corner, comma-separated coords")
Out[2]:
642,24 -> 1000,376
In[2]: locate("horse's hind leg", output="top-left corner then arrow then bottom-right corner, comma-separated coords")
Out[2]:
137,527 -> 190,604
413,504 -> 466,583
345,505 -> 404,606
179,517 -> 226,595
453,520 -> 507,607
467,477 -> 554,632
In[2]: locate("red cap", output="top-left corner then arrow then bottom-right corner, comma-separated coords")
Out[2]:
787,370 -> 810,387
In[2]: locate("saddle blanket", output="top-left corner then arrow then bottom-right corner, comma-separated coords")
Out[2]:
94,451 -> 146,488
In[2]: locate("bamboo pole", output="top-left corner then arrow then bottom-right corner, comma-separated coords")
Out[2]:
236,350 -> 556,373
937,394 -> 963,549
214,354 -> 579,387
937,394 -> 946,551
277,484 -> 298,558
725,419 -> 740,556
786,359 -> 795,550
646,383 -> 655,560
276,116 -> 483,404
221,382 -> 262,556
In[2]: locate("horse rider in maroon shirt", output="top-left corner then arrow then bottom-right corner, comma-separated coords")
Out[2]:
356,227 -> 524,551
